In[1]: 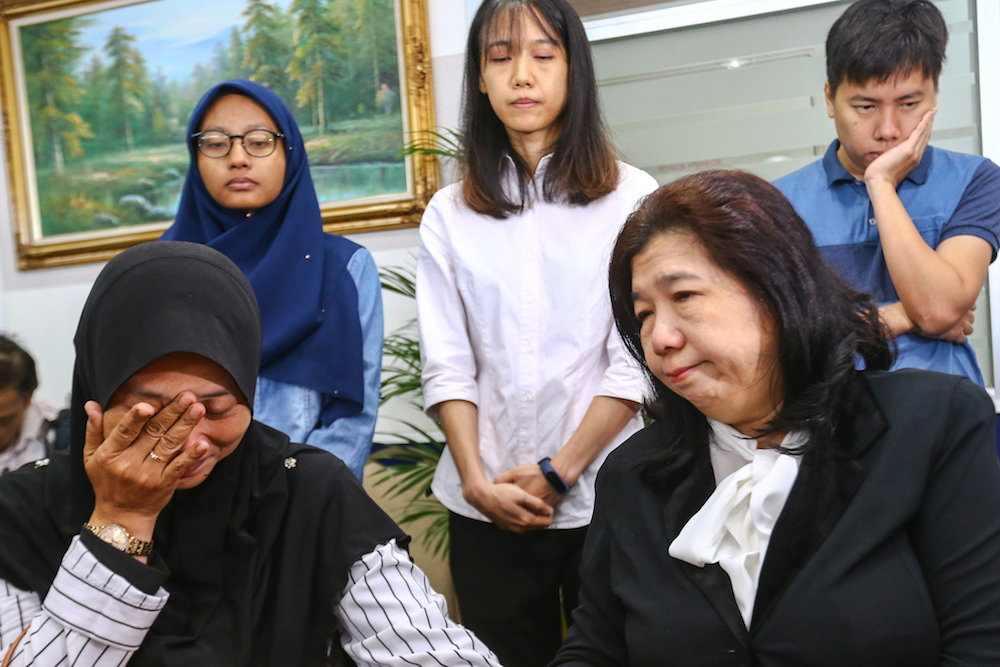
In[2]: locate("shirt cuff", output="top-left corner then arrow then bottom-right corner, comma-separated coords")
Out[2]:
938,226 -> 999,262
596,377 -> 646,406
42,535 -> 168,651
422,385 -> 479,420
79,530 -> 168,595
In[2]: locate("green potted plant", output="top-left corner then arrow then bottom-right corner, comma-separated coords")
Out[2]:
369,131 -> 463,557
370,263 -> 449,556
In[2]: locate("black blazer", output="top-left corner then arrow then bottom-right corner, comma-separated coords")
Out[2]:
552,370 -> 1000,666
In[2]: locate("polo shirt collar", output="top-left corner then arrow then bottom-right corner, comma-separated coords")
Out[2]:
822,139 -> 932,187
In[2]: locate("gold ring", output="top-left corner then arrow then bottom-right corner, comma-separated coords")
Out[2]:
148,451 -> 165,462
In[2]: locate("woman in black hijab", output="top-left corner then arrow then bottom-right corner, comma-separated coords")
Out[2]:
0,242 -> 500,667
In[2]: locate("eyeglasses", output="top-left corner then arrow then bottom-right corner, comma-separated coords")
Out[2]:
192,129 -> 285,158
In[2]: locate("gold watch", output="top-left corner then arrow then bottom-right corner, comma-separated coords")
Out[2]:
83,522 -> 154,557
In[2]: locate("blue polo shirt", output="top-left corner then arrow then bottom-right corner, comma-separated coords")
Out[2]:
775,140 -> 1000,385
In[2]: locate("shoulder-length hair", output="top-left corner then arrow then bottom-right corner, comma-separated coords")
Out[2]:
460,0 -> 619,219
608,170 -> 892,486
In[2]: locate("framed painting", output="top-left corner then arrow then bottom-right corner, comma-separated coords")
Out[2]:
0,0 -> 438,269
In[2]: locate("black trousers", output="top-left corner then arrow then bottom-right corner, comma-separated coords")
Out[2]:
448,512 -> 588,667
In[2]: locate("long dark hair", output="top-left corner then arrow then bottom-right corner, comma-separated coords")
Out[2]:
460,0 -> 619,218
608,170 -> 892,486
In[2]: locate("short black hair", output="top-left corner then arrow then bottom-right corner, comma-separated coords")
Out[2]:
826,0 -> 947,96
0,335 -> 37,399
609,171 -> 891,487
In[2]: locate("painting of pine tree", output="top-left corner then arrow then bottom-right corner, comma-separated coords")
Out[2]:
16,0 -> 406,238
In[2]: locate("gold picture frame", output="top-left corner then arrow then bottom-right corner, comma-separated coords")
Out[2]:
0,0 -> 438,270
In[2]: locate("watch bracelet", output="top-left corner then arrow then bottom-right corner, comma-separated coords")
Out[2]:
83,522 -> 154,557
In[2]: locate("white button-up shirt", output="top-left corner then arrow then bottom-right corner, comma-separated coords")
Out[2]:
417,159 -> 658,528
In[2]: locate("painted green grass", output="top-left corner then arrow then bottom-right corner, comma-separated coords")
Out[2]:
37,143 -> 189,236
303,114 -> 404,164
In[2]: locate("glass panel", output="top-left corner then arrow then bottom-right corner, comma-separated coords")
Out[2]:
592,0 -> 992,385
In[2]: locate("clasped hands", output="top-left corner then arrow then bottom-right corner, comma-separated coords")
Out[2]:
465,460 -> 571,534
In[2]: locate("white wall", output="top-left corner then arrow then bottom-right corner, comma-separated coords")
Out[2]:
0,0 -> 469,407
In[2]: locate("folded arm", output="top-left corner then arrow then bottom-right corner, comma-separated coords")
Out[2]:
866,110 -> 995,339
871,206 -> 990,339
878,300 -> 976,344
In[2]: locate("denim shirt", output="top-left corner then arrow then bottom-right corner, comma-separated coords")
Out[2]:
253,246 -> 383,479
775,142 -> 1000,385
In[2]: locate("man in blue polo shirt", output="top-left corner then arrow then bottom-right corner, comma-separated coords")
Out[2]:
775,0 -> 1000,384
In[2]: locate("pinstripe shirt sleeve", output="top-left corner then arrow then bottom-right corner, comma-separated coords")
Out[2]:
337,539 -> 503,666
0,535 -> 168,666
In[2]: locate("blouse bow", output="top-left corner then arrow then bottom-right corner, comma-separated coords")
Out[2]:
669,420 -> 806,628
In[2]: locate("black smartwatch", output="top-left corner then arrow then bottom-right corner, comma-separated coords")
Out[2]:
538,457 -> 571,495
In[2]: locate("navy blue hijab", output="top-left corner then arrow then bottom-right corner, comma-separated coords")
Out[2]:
162,80 -> 363,425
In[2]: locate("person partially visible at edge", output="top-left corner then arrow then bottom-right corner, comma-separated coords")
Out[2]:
161,79 -> 381,479
415,0 -> 657,664
0,241 -> 503,667
551,171 -> 1000,666
0,335 -> 60,475
773,0 -> 1000,384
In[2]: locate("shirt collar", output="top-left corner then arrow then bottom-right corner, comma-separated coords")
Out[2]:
707,419 -> 809,460
822,139 -> 932,187
535,152 -> 554,178
501,152 -> 555,203
501,152 -> 554,180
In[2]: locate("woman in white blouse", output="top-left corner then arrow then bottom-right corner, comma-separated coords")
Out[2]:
552,170 -> 1000,665
0,242 -> 500,667
415,0 -> 656,664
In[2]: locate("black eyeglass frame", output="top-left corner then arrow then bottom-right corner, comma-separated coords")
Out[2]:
191,129 -> 287,158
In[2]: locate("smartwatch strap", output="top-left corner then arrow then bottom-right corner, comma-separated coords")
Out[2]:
538,457 -> 571,495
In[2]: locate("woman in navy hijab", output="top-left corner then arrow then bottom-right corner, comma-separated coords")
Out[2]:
162,80 -> 380,479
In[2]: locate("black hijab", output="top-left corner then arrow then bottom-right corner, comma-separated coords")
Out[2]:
0,241 -> 405,666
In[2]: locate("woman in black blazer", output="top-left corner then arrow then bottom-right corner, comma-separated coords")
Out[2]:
551,170 -> 1000,666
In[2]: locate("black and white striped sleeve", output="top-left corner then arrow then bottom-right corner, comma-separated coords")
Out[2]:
1,580 -> 41,653
0,535 -> 168,666
336,539 -> 503,666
